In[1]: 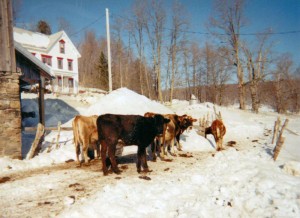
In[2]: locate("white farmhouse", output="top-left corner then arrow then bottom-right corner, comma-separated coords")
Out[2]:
13,27 -> 81,94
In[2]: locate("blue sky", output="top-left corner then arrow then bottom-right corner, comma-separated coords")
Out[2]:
15,0 -> 300,65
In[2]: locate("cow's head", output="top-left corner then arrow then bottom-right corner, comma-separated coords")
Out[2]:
153,114 -> 170,136
178,115 -> 197,132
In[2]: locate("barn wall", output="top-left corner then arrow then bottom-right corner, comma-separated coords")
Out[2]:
0,0 -> 22,159
0,73 -> 22,159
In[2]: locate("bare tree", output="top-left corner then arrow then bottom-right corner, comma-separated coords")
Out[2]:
144,0 -> 166,102
241,31 -> 272,113
78,31 -> 100,88
272,54 -> 294,113
57,17 -> 74,36
130,0 -> 151,97
203,43 -> 232,105
209,0 -> 247,109
112,17 -> 126,88
182,40 -> 192,99
190,41 -> 202,99
168,1 -> 188,103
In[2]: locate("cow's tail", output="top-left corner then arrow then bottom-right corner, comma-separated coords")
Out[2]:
216,126 -> 221,139
72,117 -> 79,147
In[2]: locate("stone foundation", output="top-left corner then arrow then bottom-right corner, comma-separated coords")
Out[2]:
0,72 -> 22,159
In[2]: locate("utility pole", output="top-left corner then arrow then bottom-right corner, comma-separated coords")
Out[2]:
106,8 -> 112,92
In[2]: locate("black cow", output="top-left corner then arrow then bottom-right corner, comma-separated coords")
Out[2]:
97,114 -> 170,175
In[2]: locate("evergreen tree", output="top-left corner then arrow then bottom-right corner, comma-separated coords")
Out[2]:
96,51 -> 109,91
36,20 -> 52,35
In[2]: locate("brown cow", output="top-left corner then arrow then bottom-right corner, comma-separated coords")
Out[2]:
97,114 -> 170,175
205,119 -> 226,151
161,114 -> 197,158
145,113 -> 197,160
72,115 -> 100,164
176,114 -> 198,150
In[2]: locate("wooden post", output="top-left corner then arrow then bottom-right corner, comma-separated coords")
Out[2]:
0,0 -> 21,159
213,105 -> 217,118
218,111 -> 222,120
0,0 -> 16,71
56,121 -> 61,148
272,117 -> 281,144
38,76 -> 45,125
273,119 -> 289,161
26,123 -> 45,159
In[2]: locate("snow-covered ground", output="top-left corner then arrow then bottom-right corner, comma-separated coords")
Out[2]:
0,88 -> 299,218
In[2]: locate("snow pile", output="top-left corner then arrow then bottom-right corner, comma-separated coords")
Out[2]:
86,88 -> 173,116
1,88 -> 300,217
59,148 -> 300,218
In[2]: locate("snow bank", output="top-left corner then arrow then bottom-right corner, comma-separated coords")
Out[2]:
59,148 -> 300,218
86,88 -> 173,116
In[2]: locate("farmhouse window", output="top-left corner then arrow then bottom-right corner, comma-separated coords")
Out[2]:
57,57 -> 63,69
68,78 -> 74,88
41,54 -> 52,66
59,39 -> 65,53
67,59 -> 73,71
58,76 -> 62,86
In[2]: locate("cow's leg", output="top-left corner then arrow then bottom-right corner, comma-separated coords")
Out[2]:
75,142 -> 81,165
160,142 -> 166,159
108,143 -> 121,174
95,142 -> 100,159
219,137 -> 223,150
151,140 -> 157,162
137,146 -> 151,173
176,134 -> 183,151
100,140 -> 109,175
170,138 -> 177,156
216,138 -> 221,151
82,141 -> 90,164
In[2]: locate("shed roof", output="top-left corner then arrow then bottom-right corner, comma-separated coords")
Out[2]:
14,41 -> 54,79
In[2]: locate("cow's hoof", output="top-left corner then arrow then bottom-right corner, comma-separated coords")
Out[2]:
114,169 -> 122,174
178,148 -> 183,151
171,153 -> 177,157
142,168 -> 153,173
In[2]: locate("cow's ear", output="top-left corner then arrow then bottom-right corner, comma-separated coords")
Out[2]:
178,116 -> 184,122
164,118 -> 170,124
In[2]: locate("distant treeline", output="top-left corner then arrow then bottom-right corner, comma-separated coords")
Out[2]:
166,79 -> 300,113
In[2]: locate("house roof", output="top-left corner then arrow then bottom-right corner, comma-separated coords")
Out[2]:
14,41 -> 54,79
13,27 -> 81,57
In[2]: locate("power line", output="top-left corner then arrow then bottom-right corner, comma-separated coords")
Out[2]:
112,13 -> 300,37
70,14 -> 105,37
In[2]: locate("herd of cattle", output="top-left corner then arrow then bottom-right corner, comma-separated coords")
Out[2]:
72,113 -> 226,176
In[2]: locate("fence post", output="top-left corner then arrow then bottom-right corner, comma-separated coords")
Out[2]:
56,121 -> 61,148
273,119 -> 289,161
26,123 -> 45,159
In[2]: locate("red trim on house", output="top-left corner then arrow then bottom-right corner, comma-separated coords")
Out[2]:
41,54 -> 52,58
59,39 -> 65,43
31,53 -> 36,56
67,59 -> 73,62
57,57 -> 63,60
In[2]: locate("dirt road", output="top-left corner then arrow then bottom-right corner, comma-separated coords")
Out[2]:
0,151 -> 207,218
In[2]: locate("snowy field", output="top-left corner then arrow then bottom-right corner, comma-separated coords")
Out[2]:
0,88 -> 300,218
